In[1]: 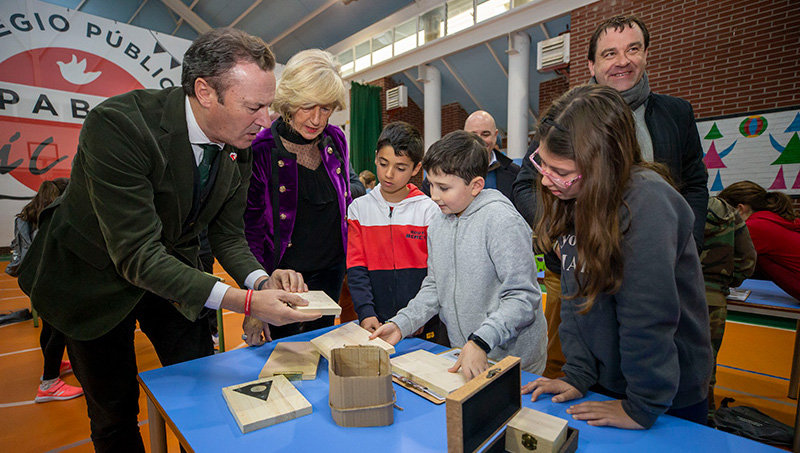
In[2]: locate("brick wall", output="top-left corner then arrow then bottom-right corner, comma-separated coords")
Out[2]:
538,75 -> 571,118
568,0 -> 800,119
442,102 -> 469,136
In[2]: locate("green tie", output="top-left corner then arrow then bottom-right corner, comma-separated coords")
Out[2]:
199,144 -> 218,189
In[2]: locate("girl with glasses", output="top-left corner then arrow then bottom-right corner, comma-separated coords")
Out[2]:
521,85 -> 712,429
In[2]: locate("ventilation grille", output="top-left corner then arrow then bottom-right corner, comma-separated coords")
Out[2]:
536,34 -> 570,71
386,85 -> 408,110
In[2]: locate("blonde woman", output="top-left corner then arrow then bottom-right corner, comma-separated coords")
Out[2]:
243,49 -> 362,343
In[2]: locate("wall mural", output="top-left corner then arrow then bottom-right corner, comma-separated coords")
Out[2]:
698,108 -> 800,195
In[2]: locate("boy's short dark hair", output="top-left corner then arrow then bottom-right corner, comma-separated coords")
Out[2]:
376,121 -> 424,165
422,130 -> 488,184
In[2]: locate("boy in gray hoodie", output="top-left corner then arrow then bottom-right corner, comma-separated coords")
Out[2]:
371,131 -> 547,377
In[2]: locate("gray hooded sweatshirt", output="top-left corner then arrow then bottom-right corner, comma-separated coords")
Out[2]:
390,189 -> 547,373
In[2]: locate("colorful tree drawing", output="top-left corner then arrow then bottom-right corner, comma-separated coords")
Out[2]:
768,112 -> 800,190
703,122 -> 736,191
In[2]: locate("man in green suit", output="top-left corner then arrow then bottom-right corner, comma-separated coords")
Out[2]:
18,29 -> 319,453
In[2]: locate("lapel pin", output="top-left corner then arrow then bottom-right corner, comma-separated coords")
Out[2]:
230,152 -> 237,161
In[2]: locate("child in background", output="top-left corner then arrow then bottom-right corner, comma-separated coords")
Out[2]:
700,196 -> 755,415
718,181 -> 800,300
347,122 -> 444,342
358,170 -> 376,192
522,85 -> 711,429
7,178 -> 84,403
371,130 -> 547,378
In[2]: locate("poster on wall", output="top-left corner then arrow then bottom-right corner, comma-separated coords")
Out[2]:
697,107 -> 800,196
0,0 -> 192,245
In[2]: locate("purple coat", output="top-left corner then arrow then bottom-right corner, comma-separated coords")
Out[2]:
245,123 -> 353,272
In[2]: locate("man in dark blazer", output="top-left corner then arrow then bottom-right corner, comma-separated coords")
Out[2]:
512,15 -> 708,386
421,110 -> 520,201
18,29 -> 319,453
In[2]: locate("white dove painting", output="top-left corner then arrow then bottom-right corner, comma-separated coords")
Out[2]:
57,55 -> 102,85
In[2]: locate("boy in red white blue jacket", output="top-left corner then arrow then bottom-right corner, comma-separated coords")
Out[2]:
347,122 -> 440,334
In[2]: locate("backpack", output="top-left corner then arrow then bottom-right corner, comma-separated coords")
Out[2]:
712,397 -> 794,446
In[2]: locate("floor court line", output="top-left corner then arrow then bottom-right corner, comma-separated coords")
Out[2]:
718,363 -> 790,381
0,346 -> 40,357
44,420 -> 148,453
715,384 -> 796,408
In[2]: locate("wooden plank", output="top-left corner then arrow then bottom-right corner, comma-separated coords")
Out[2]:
446,356 -> 521,453
259,342 -> 320,381
221,375 -> 311,433
293,290 -> 342,316
391,349 -> 467,398
310,322 -> 395,361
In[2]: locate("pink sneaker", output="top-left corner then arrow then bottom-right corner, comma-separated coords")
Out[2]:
59,360 -> 72,375
35,378 -> 83,403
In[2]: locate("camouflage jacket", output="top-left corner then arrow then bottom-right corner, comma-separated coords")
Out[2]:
700,197 -> 756,303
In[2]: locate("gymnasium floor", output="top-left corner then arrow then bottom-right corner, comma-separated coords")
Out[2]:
0,261 -> 795,452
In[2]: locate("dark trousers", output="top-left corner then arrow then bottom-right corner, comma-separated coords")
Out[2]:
269,262 -> 346,339
64,292 -> 214,453
40,320 -> 66,380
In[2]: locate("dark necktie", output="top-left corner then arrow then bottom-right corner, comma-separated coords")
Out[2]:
199,144 -> 218,189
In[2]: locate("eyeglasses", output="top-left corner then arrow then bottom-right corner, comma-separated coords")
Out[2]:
529,148 -> 582,189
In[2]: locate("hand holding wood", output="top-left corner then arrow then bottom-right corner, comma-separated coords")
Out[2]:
260,269 -> 308,292
360,316 -> 382,332
369,322 -> 402,345
448,340 -> 488,380
242,316 -> 271,346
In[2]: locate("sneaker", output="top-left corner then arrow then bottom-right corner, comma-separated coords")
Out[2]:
59,360 -> 72,376
35,378 -> 83,403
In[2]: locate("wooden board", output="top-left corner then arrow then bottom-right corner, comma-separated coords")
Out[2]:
391,349 -> 467,399
446,356 -> 521,453
259,342 -> 320,381
310,322 -> 395,361
292,290 -> 342,316
222,375 -> 312,433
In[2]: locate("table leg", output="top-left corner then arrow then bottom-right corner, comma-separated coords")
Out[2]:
146,394 -> 167,453
789,320 -> 800,400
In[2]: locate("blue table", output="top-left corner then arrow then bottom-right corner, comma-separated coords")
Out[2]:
138,323 -> 779,453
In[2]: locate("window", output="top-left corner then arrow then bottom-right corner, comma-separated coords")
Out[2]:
446,0 -> 474,35
394,18 -> 417,55
419,6 -> 445,44
372,30 -> 393,64
337,49 -> 354,76
354,40 -> 371,72
476,0 -> 510,23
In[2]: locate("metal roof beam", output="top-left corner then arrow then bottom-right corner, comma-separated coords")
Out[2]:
127,0 -> 149,24
229,0 -> 262,28
485,42 -> 507,78
440,58 -> 482,112
160,0 -> 211,34
269,0 -> 339,46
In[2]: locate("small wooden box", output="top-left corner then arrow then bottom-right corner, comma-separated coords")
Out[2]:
445,356 -> 578,453
505,408 -> 568,453
328,345 -> 394,427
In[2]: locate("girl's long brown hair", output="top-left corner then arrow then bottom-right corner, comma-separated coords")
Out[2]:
718,180 -> 797,221
17,178 -> 69,229
533,85 -> 646,311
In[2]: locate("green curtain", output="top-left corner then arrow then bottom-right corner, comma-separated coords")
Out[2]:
349,82 -> 382,175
